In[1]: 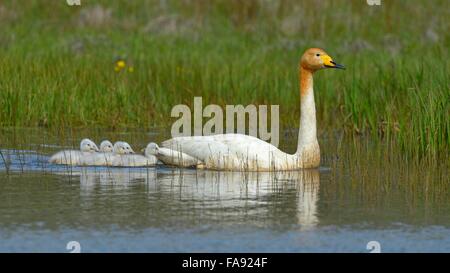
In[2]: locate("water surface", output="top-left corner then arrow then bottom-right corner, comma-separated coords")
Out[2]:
0,128 -> 448,252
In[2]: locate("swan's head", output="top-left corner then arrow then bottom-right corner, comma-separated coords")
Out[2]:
143,142 -> 159,157
80,138 -> 99,152
300,48 -> 345,72
100,140 -> 113,152
113,141 -> 135,154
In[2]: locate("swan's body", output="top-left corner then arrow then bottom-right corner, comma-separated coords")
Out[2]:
145,143 -> 200,168
161,48 -> 344,171
82,141 -> 157,167
110,141 -> 157,167
162,134 -> 312,170
80,140 -> 115,166
111,153 -> 157,167
81,152 -> 116,166
49,138 -> 99,165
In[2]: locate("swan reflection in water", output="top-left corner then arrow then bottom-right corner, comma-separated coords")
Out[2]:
72,168 -> 320,230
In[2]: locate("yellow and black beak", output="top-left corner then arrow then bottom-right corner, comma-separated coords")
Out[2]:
321,55 -> 345,69
327,61 -> 345,69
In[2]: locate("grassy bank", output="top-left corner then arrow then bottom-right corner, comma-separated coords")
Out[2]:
0,0 -> 448,159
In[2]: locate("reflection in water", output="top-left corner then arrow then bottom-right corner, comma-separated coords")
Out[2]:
74,168 -> 320,230
78,168 -> 157,193
1,128 -> 449,251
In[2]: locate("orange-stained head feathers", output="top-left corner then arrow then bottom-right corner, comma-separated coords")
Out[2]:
299,48 -> 345,96
300,48 -> 345,72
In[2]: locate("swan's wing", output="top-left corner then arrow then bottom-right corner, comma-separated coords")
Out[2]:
158,147 -> 200,167
161,134 -> 282,162
49,150 -> 82,165
211,134 -> 281,154
161,135 -> 233,162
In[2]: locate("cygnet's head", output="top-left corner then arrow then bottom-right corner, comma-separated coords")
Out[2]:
80,138 -> 99,152
143,142 -> 159,157
113,141 -> 135,154
100,140 -> 113,152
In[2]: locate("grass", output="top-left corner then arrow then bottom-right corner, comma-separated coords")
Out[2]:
0,0 -> 448,160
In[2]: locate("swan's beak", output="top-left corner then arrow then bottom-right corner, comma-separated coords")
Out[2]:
329,61 -> 345,69
322,55 -> 345,69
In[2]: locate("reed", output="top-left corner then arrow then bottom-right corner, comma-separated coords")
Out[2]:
0,0 -> 448,159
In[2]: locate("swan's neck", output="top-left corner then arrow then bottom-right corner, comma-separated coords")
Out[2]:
296,67 -> 318,154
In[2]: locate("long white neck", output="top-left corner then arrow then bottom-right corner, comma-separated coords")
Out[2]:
296,68 -> 317,154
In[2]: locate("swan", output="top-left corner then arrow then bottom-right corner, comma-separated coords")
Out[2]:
79,140 -> 115,166
80,141 -> 156,167
110,141 -> 157,167
112,141 -> 134,154
160,48 -> 344,171
99,140 -> 113,152
144,142 -> 200,168
48,138 -> 99,165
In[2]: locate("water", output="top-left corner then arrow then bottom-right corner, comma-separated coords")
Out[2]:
0,128 -> 449,252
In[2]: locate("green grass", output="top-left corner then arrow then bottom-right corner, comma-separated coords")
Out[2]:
0,0 -> 448,160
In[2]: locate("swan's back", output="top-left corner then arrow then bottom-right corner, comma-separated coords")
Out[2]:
162,134 -> 283,159
49,150 -> 86,165
161,134 -> 288,170
49,138 -> 99,165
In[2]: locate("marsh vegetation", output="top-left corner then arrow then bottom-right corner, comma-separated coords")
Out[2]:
0,0 -> 448,161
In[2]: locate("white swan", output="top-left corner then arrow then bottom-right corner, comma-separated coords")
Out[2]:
112,141 -> 134,154
161,48 -> 344,171
144,142 -> 200,168
48,138 -> 99,165
99,140 -> 113,152
80,140 -> 115,166
80,141 -> 156,167
110,141 -> 157,167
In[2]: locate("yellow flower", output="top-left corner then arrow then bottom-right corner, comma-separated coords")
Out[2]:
116,60 -> 126,69
114,66 -> 121,72
128,66 -> 134,73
